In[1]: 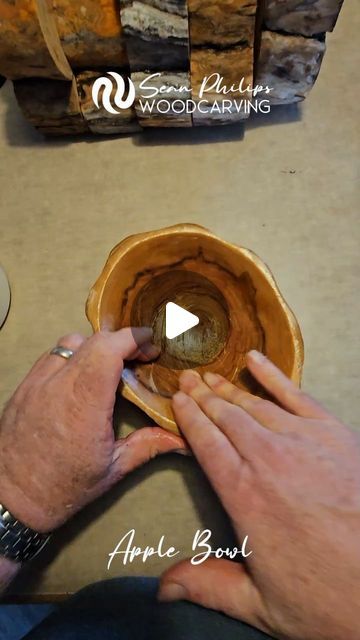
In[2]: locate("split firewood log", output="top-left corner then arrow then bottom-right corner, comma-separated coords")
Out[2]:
189,0 -> 256,47
52,0 -> 128,69
191,47 -> 254,126
131,71 -> 192,127
263,0 -> 344,38
255,31 -> 326,104
14,77 -> 88,135
119,0 -> 190,72
119,0 -> 190,126
0,0 -> 72,80
188,0 -> 257,125
77,71 -> 140,134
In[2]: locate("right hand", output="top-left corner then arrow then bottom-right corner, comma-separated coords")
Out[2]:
159,350 -> 360,640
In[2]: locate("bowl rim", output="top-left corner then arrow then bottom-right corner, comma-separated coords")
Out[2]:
86,223 -> 304,432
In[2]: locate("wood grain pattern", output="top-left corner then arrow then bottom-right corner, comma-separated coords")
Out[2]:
119,0 -> 190,72
188,0 -> 257,125
86,224 -> 304,434
189,0 -> 256,47
191,47 -> 254,125
264,0 -> 344,37
132,71 -> 192,127
78,71 -> 140,134
14,77 -> 87,135
0,0 -> 72,80
256,31 -> 326,104
52,0 -> 128,69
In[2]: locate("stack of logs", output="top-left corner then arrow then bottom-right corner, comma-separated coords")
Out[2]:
0,0 -> 343,135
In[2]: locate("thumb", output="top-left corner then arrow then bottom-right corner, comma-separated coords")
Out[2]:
158,559 -> 268,632
109,426 -> 188,479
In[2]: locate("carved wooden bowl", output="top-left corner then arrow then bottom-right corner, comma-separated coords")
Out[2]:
86,224 -> 304,433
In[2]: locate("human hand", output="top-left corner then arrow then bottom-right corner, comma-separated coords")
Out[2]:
159,351 -> 360,640
0,328 -> 184,533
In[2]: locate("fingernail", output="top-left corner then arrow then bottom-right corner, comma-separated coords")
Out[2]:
173,448 -> 192,457
248,350 -> 266,363
179,369 -> 201,391
158,582 -> 187,602
131,326 -> 153,343
140,326 -> 153,337
172,391 -> 188,407
204,371 -> 222,386
142,343 -> 161,358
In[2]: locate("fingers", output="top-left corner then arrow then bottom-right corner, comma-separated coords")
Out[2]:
203,371 -> 300,435
84,327 -> 154,365
63,328 -> 157,409
246,351 -> 331,420
108,427 -> 187,480
15,333 -> 87,397
127,342 -> 161,363
47,333 -> 86,372
172,391 -> 244,507
158,559 -> 269,633
178,370 -> 274,457
54,333 -> 86,352
18,327 -> 157,413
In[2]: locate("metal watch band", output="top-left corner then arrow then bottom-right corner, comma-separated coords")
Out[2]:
0,504 -> 50,563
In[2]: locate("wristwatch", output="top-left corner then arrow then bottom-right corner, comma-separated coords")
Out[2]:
0,504 -> 50,563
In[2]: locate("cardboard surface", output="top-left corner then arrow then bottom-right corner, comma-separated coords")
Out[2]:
0,0 -> 359,598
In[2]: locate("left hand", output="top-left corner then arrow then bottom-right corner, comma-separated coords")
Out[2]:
0,327 -> 184,533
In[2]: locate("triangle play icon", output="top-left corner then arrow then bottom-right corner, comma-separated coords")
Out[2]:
165,302 -> 199,340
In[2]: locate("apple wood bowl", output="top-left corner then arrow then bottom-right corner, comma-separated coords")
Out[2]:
86,224 -> 304,433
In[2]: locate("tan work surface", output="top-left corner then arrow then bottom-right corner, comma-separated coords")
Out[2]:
0,0 -> 359,600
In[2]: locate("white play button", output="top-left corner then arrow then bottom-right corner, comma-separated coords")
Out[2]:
165,302 -> 199,340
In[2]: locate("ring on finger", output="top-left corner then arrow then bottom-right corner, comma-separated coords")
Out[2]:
50,346 -> 75,360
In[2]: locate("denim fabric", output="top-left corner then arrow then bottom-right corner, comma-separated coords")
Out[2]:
20,577 -> 273,640
0,604 -> 55,640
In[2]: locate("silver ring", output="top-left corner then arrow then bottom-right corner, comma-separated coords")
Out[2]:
50,346 -> 75,360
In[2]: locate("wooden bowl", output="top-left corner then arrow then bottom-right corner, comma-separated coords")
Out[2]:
86,224 -> 304,433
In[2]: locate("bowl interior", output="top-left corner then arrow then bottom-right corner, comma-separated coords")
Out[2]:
91,228 -> 302,427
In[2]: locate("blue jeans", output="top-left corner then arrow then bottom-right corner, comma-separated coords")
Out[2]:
23,577 -> 273,639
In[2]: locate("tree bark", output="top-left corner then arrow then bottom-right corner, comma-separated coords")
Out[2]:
119,0 -> 190,72
14,77 -> 88,135
263,0 -> 344,38
255,31 -> 326,105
